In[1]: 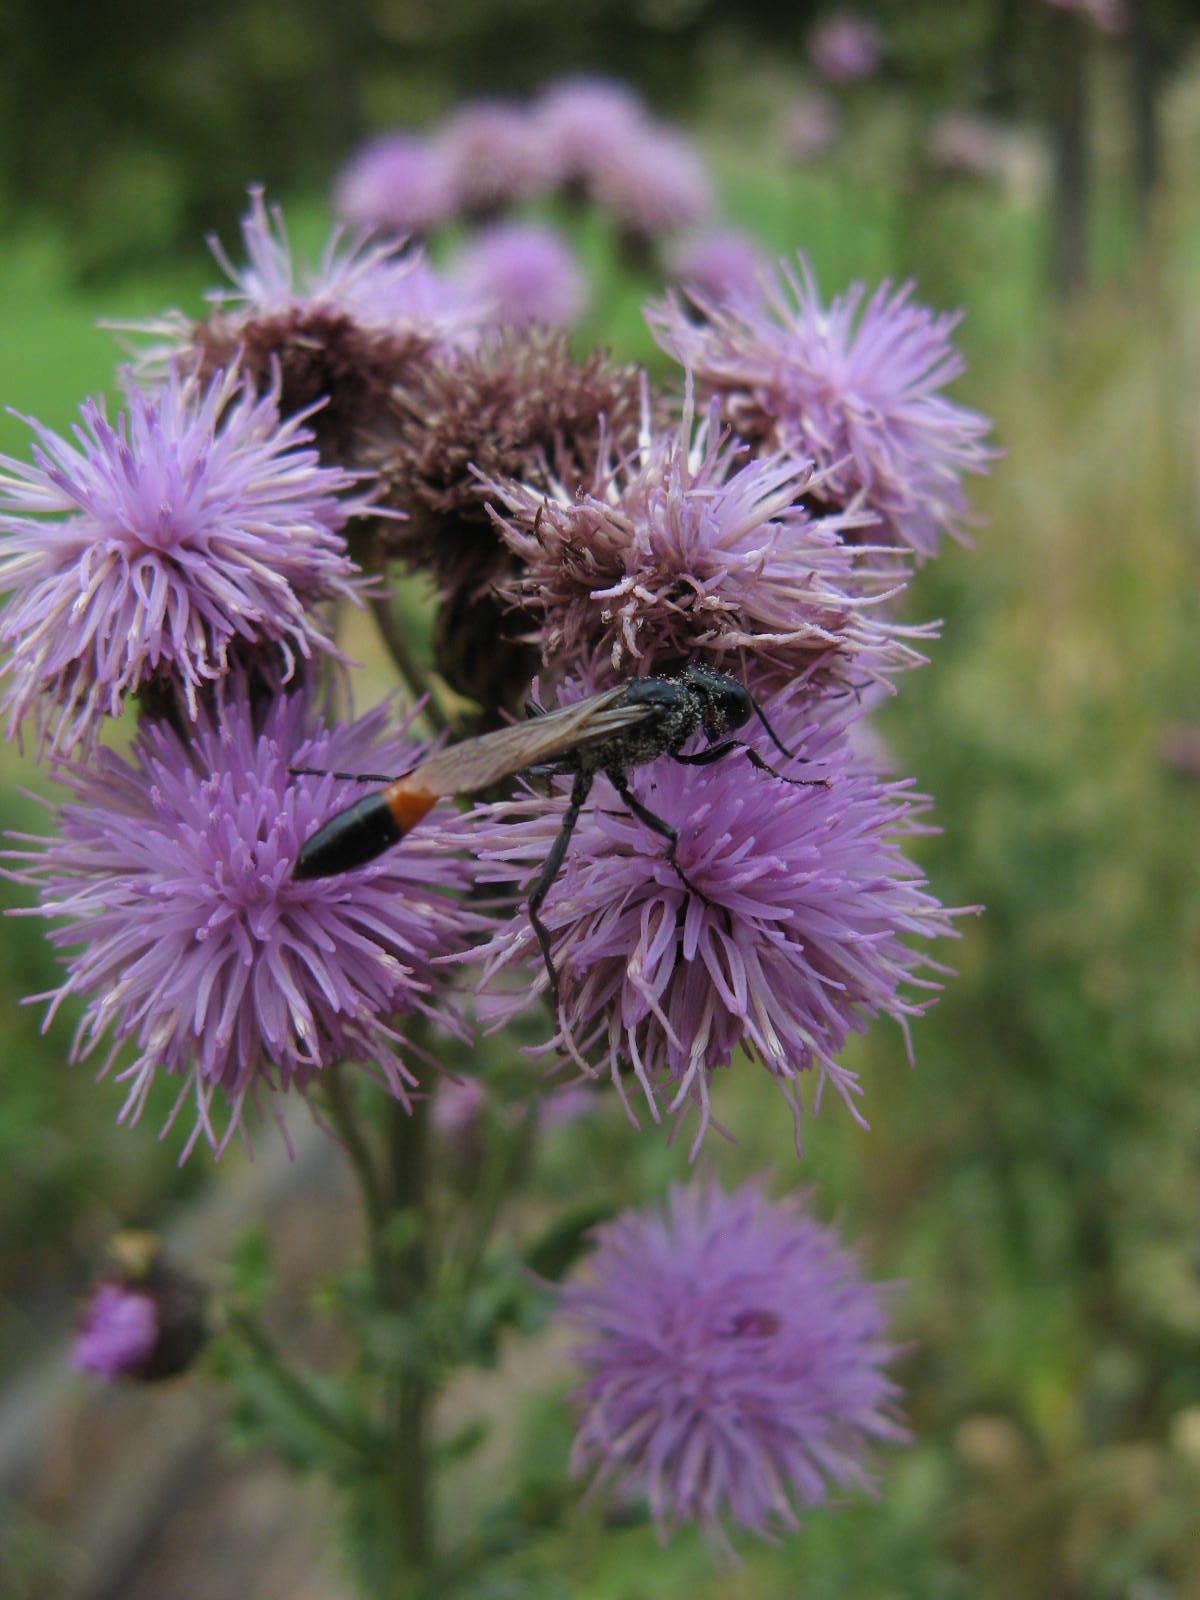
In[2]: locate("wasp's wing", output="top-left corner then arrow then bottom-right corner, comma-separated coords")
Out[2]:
408,687 -> 653,797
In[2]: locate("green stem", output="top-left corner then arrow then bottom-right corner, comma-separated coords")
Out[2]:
323,1065 -> 389,1277
384,1093 -> 434,1584
368,592 -> 449,734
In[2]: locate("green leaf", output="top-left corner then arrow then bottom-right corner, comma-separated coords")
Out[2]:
228,1225 -> 273,1305
523,1196 -> 616,1283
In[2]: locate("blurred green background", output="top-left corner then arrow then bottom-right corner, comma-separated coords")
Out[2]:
2,1 -> 1200,1596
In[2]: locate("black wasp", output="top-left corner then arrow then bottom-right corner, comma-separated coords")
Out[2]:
293,665 -> 812,1006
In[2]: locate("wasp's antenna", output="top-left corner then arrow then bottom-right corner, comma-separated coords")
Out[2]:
746,695 -> 797,762
288,766 -> 401,785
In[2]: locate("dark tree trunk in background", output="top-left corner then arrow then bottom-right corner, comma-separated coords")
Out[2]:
1129,0 -> 1162,233
1047,8 -> 1089,298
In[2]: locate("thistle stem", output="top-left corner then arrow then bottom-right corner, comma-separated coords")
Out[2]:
368,592 -> 449,735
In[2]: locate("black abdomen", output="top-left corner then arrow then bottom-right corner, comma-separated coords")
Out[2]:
293,792 -> 404,880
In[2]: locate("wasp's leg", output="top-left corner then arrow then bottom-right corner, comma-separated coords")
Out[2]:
744,747 -> 831,788
606,770 -> 711,905
527,769 -> 593,1012
673,739 -> 738,767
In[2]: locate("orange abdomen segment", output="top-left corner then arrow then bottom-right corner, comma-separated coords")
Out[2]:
382,780 -> 439,835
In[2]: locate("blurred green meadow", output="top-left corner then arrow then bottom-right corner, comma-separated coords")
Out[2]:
3,56 -> 1200,1600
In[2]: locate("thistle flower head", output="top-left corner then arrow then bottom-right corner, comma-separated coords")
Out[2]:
73,1282 -> 158,1377
6,689 -> 477,1158
131,191 -> 483,459
531,75 -> 648,196
0,365 -> 367,756
487,388 -> 922,685
472,697 -> 957,1153
808,12 -> 883,82
590,124 -> 713,243
378,326 -> 647,590
665,229 -> 766,308
432,98 -> 551,217
449,222 -> 587,329
781,92 -> 840,162
648,256 -> 995,556
72,1255 -> 207,1380
559,1178 -> 904,1551
333,131 -> 456,237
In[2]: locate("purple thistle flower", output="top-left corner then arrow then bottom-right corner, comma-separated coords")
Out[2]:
73,1282 -> 158,1377
487,387 -> 926,686
0,365 -> 367,756
926,113 -> 1008,181
1045,0 -> 1126,32
333,132 -> 457,238
533,76 -> 648,195
808,12 -> 883,83
664,229 -> 767,308
432,99 -> 552,219
5,689 -> 477,1158
72,1254 -> 207,1380
471,700 -> 957,1153
589,124 -> 713,244
126,192 -> 485,464
449,222 -> 587,329
202,189 -> 480,348
558,1178 -> 904,1551
781,92 -> 840,162
648,257 -> 995,557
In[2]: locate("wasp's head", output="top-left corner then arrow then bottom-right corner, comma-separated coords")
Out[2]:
681,665 -> 753,738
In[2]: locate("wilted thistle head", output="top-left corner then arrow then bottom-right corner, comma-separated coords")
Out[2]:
333,131 -> 456,238
471,698 -> 957,1153
558,1178 -> 904,1553
448,222 -> 588,330
6,689 -> 477,1158
487,387 -> 924,688
647,256 -> 995,557
377,326 -> 649,708
0,364 -> 367,757
137,189 -> 483,462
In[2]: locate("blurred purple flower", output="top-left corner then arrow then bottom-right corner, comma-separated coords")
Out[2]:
487,388 -> 923,686
559,1178 -> 904,1551
472,701 -> 956,1152
781,92 -> 840,162
333,132 -> 456,238
0,365 -> 367,757
6,690 -> 477,1158
665,229 -> 766,307
431,1073 -> 487,1140
73,1282 -> 158,1378
648,257 -> 995,557
808,12 -> 883,82
589,125 -> 713,243
1044,0 -> 1126,32
533,75 -> 649,195
72,1254 -> 207,1380
432,99 -> 552,217
926,113 -> 1006,180
449,222 -> 587,329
